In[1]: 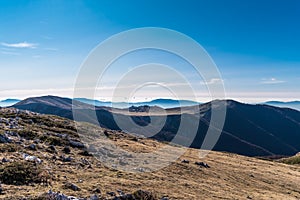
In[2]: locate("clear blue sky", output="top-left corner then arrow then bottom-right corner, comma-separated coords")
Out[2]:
0,0 -> 299,102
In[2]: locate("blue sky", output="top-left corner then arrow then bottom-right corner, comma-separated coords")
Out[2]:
0,0 -> 299,102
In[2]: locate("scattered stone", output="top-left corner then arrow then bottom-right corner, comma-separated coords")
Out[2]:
79,150 -> 92,156
28,144 -> 36,151
63,146 -> 71,154
45,190 -> 81,200
47,145 -> 57,153
132,190 -> 155,200
181,159 -> 190,164
69,140 -> 85,148
33,139 -> 40,144
0,134 -> 11,143
1,158 -> 9,163
94,188 -> 101,193
90,194 -> 100,200
195,161 -> 210,168
63,182 -> 81,191
117,189 -> 125,196
61,155 -> 72,162
23,153 -> 42,163
107,191 -> 116,196
119,194 -> 134,200
134,167 -> 145,172
104,130 -> 109,137
119,159 -> 128,166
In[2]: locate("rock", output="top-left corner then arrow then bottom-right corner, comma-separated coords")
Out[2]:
61,155 -> 72,162
0,134 -> 11,143
23,153 -> 42,163
94,188 -> 101,193
47,145 -> 57,153
195,161 -> 210,168
134,167 -> 145,172
161,197 -> 169,200
34,139 -> 41,144
117,189 -> 125,196
6,131 -> 19,137
181,159 -> 190,164
119,159 -> 128,166
2,158 -> 9,163
28,144 -> 36,151
64,182 -> 81,191
69,140 -> 85,148
107,191 -> 116,196
79,150 -> 92,156
132,190 -> 155,200
63,146 -> 71,154
118,194 -> 134,200
90,194 -> 100,200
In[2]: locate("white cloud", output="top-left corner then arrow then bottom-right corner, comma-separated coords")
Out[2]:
261,78 -> 285,84
200,78 -> 224,85
1,42 -> 38,49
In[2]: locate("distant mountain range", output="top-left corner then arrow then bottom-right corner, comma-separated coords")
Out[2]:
0,99 -> 20,107
264,101 -> 300,111
11,95 -> 300,157
3,97 -> 300,111
74,98 -> 199,108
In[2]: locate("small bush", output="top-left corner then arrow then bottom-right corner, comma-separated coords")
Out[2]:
17,129 -> 38,140
40,135 -> 65,146
0,161 -> 42,185
282,156 -> 300,165
132,190 -> 156,200
0,143 -> 17,152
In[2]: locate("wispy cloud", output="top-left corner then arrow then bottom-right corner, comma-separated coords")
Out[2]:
261,78 -> 285,84
1,42 -> 38,49
200,78 -> 224,85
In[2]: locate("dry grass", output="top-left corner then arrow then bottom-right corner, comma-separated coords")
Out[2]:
0,108 -> 299,199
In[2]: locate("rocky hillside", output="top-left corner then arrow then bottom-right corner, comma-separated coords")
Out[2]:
0,107 -> 300,199
12,96 -> 300,157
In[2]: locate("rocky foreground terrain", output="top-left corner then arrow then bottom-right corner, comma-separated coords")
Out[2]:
0,107 -> 299,199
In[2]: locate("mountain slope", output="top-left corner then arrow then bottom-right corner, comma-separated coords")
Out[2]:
12,96 -> 300,157
75,98 -> 199,109
0,107 -> 299,199
0,99 -> 20,107
264,101 -> 300,111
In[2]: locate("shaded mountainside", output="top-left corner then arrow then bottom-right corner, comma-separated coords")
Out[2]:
0,99 -> 20,107
12,96 -> 300,157
264,101 -> 300,111
0,107 -> 300,199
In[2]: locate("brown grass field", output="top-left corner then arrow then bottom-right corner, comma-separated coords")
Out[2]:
0,108 -> 299,199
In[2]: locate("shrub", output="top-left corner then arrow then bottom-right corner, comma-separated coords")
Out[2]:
0,143 -> 17,152
282,156 -> 300,165
17,129 -> 38,140
40,135 -> 65,146
0,161 -> 42,185
132,190 -> 156,200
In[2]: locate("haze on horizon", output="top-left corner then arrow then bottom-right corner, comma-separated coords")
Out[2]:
1,0 -> 300,103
